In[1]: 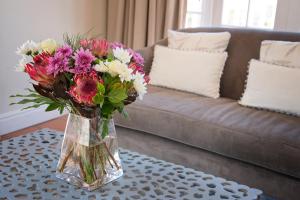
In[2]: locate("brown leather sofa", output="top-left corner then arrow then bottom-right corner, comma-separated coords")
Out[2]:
114,27 -> 300,200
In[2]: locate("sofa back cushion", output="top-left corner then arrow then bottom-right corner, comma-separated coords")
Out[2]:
150,45 -> 228,98
239,59 -> 300,116
260,40 -> 300,68
159,27 -> 300,100
168,30 -> 231,52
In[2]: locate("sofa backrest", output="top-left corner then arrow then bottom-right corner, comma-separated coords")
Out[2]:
158,27 -> 300,100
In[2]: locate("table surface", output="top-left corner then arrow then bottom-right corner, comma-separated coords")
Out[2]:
0,129 -> 265,200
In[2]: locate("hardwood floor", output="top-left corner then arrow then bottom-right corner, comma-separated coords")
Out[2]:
0,115 -> 68,141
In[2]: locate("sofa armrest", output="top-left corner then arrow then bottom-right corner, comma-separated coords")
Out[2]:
137,46 -> 154,75
137,38 -> 168,75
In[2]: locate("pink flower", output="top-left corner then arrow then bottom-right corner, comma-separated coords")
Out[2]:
80,39 -> 91,48
69,71 -> 103,105
33,52 -> 50,66
127,48 -> 144,65
73,48 -> 95,74
25,52 -> 54,88
48,52 -> 71,76
110,42 -> 125,49
56,45 -> 73,57
91,39 -> 109,57
129,62 -> 144,74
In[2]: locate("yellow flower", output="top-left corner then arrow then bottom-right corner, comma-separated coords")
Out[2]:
39,39 -> 58,54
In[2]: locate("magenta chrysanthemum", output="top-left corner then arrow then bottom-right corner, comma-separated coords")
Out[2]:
110,42 -> 125,50
73,48 -> 95,74
127,48 -> 144,65
47,52 -> 71,76
56,45 -> 73,57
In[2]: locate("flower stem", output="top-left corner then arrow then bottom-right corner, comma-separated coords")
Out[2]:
103,143 -> 119,169
58,145 -> 74,172
78,156 -> 87,179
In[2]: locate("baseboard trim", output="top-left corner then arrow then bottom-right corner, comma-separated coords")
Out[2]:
0,107 -> 63,135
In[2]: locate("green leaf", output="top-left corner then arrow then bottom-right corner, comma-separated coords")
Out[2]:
59,106 -> 64,114
25,88 -> 36,93
45,103 -> 60,111
116,102 -> 124,112
97,83 -> 105,94
123,81 -> 133,90
111,83 -> 124,90
101,102 -> 114,118
93,59 -> 100,65
103,74 -> 120,89
93,93 -> 104,106
64,73 -> 74,85
108,88 -> 127,104
10,93 -> 40,98
10,90 -> 70,114
21,104 -> 45,110
10,98 -> 45,105
106,53 -> 114,61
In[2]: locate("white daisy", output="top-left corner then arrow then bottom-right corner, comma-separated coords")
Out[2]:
118,64 -> 133,82
133,72 -> 147,100
113,47 -> 132,64
94,61 -> 109,73
16,40 -> 39,55
107,60 -> 133,82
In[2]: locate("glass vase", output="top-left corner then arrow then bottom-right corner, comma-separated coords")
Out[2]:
56,113 -> 123,191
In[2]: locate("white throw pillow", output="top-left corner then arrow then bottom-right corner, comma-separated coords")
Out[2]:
168,30 -> 231,52
149,45 -> 228,98
260,40 -> 300,68
239,59 -> 300,116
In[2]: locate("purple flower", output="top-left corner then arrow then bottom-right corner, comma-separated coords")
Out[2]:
127,48 -> 144,65
48,52 -> 71,76
56,45 -> 73,57
73,48 -> 95,74
110,42 -> 125,50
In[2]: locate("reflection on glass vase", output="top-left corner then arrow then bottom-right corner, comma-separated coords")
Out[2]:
56,113 -> 123,191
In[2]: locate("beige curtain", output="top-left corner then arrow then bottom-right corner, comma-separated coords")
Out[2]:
106,0 -> 187,49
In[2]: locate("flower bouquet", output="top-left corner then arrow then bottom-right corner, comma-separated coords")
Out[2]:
11,34 -> 149,190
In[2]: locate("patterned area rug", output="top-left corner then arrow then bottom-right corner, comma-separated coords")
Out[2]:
0,129 -> 267,200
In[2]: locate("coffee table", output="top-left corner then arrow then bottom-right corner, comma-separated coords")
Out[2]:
0,129 -> 265,200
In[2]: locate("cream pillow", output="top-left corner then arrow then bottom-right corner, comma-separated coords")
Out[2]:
239,59 -> 300,116
150,45 -> 228,98
260,40 -> 300,68
168,30 -> 231,52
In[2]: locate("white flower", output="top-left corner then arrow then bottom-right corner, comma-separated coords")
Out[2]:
94,61 -> 109,73
106,60 -> 119,77
15,57 -> 27,72
16,40 -> 39,55
107,60 -> 133,82
39,38 -> 58,53
113,47 -> 132,64
118,64 -> 133,82
133,72 -> 147,100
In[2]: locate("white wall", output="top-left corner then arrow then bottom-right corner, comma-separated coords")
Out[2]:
0,0 -> 107,134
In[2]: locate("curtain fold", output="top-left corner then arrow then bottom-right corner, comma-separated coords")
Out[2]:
106,0 -> 187,49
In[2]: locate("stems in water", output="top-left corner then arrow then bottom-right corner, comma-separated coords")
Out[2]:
57,138 -> 120,184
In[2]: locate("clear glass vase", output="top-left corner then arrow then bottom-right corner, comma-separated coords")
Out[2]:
56,113 -> 123,191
